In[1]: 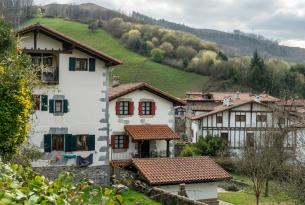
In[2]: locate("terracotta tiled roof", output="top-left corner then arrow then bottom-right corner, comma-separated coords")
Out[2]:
132,156 -> 231,185
185,91 -> 280,102
277,99 -> 305,107
109,82 -> 185,106
16,23 -> 122,66
110,160 -> 133,168
124,124 -> 180,140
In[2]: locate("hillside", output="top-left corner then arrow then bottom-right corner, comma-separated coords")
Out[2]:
132,12 -> 305,63
24,17 -> 211,97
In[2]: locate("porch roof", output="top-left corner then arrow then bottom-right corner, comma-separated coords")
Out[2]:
124,124 -> 180,141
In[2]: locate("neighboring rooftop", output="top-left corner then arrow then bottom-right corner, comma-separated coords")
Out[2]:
133,156 -> 231,185
125,124 -> 179,141
109,82 -> 185,106
185,91 -> 280,102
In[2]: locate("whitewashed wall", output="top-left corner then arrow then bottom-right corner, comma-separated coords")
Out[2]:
159,182 -> 218,200
21,32 -> 63,50
109,89 -> 175,160
22,31 -> 109,167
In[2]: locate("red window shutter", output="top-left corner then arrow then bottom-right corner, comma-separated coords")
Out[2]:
139,102 -> 143,115
111,135 -> 116,149
151,102 -> 156,115
115,101 -> 120,115
123,135 -> 129,149
129,101 -> 134,115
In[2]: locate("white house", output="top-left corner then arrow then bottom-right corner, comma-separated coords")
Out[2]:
17,23 -> 122,184
132,157 -> 231,205
189,96 -> 300,153
108,82 -> 185,164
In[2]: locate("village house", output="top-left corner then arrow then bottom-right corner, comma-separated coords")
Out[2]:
108,81 -> 185,164
132,156 -> 231,205
186,91 -> 301,153
17,23 -> 122,184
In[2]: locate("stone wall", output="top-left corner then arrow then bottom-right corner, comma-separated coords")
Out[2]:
34,165 -> 110,185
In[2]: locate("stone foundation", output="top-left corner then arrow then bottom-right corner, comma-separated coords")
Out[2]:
33,165 -> 110,185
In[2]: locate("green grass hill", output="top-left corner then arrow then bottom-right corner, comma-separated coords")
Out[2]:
24,17 -> 210,97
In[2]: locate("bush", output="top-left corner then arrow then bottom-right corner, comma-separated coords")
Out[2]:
214,156 -> 237,173
150,48 -> 165,63
180,145 -> 199,157
218,182 -> 239,192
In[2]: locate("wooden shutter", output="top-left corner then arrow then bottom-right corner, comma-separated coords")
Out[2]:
44,134 -> 52,153
89,58 -> 96,72
151,102 -> 156,115
115,101 -> 120,115
138,102 -> 143,115
111,135 -> 116,149
49,99 -> 54,113
71,135 -> 77,151
123,135 -> 129,149
69,57 -> 76,71
63,99 -> 69,113
87,135 -> 95,151
64,134 -> 72,152
129,101 -> 134,115
41,95 -> 48,111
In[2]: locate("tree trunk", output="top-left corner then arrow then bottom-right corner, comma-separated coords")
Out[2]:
256,193 -> 260,205
264,180 -> 269,197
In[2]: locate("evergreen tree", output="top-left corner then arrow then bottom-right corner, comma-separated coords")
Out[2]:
248,50 -> 267,91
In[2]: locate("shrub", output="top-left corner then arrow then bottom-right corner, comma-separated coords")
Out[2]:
180,145 -> 199,157
150,48 -> 165,63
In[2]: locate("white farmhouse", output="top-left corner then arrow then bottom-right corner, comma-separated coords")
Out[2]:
17,23 -> 122,184
108,81 -> 185,165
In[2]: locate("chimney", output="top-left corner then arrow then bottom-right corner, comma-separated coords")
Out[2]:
112,76 -> 120,87
255,95 -> 261,102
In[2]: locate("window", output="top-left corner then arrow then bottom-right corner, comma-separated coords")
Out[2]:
43,56 -> 53,66
257,114 -> 267,123
142,101 -> 152,115
33,95 -> 40,110
76,135 -> 88,151
52,135 -> 64,151
115,135 -> 125,149
246,133 -> 255,147
119,101 -> 130,115
236,114 -> 246,122
75,58 -> 88,71
220,133 -> 229,142
55,100 -> 63,113
216,116 -> 223,123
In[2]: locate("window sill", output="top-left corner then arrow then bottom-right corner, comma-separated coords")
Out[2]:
118,115 -> 133,118
139,115 -> 155,118
112,148 -> 128,152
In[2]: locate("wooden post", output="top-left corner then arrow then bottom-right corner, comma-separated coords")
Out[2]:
166,140 -> 170,157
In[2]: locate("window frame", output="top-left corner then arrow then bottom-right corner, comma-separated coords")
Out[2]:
76,135 -> 89,151
141,101 -> 152,115
33,95 -> 41,110
235,114 -> 246,122
55,100 -> 63,113
256,114 -> 267,123
114,135 -> 125,149
216,115 -> 223,124
119,101 -> 130,115
75,58 -> 88,71
52,134 -> 65,151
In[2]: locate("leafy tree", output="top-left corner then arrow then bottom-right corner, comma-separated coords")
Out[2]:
106,18 -> 127,38
0,20 -> 36,160
150,48 -> 165,63
160,42 -> 174,57
176,46 -> 197,60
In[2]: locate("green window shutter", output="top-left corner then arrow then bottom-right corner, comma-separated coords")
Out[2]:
64,134 -> 72,152
41,95 -> 48,111
49,99 -> 54,113
63,99 -> 69,113
69,57 -> 76,71
87,135 -> 95,151
44,134 -> 52,153
71,135 -> 77,151
89,58 -> 96,72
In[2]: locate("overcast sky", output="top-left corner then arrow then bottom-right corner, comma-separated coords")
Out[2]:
34,0 -> 305,48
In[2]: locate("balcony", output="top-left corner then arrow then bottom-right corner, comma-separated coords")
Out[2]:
39,66 -> 59,83
31,54 -> 59,84
111,150 -> 168,161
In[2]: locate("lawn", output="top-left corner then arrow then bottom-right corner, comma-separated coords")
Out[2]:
218,175 -> 295,205
121,189 -> 161,205
23,16 -> 209,97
